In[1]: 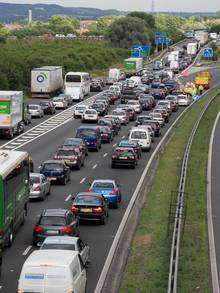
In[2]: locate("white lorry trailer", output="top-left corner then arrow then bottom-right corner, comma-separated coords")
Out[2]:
0,91 -> 24,138
31,66 -> 63,98
187,42 -> 198,55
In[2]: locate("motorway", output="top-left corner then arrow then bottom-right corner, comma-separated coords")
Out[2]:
210,115 -> 220,286
1,62 -> 220,292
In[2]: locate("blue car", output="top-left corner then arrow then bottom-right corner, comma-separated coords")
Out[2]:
40,160 -> 71,185
76,126 -> 101,151
89,179 -> 121,209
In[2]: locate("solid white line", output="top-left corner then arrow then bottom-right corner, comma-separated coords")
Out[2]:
80,177 -> 86,184
103,153 -> 108,157
122,136 -> 125,139
207,112 -> 220,293
92,164 -> 98,169
65,194 -> 72,202
22,245 -> 32,256
10,142 -> 22,145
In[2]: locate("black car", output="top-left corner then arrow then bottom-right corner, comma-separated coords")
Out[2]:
98,118 -> 115,136
39,101 -> 56,115
111,147 -> 138,169
99,126 -> 114,143
62,137 -> 88,156
33,209 -> 79,246
40,160 -> 71,185
71,192 -> 108,225
118,140 -> 142,159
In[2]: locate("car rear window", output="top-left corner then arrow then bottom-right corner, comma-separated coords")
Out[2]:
76,195 -> 102,205
131,131 -> 147,139
29,105 -> 39,110
41,243 -> 75,250
76,129 -> 96,138
43,163 -> 63,171
40,216 -> 66,226
57,149 -> 76,156
30,176 -> 40,184
93,182 -> 114,189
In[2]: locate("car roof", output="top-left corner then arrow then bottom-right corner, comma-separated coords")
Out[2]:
43,160 -> 64,164
42,236 -> 78,246
42,209 -> 68,217
30,173 -> 42,177
76,192 -> 103,198
78,125 -> 99,130
92,179 -> 115,184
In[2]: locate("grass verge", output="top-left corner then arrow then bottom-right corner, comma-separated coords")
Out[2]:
120,88 -> 220,293
178,95 -> 220,292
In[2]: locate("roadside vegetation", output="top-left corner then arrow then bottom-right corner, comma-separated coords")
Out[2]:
0,40 -> 128,92
120,87 -> 220,292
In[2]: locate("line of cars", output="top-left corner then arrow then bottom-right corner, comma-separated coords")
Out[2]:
18,49 -> 194,292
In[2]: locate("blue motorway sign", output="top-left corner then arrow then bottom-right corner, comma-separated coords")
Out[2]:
131,45 -> 151,58
203,48 -> 214,58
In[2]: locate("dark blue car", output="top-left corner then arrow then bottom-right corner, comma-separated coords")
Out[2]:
76,126 -> 101,151
40,160 -> 71,185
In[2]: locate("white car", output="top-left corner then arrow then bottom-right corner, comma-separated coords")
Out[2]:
111,110 -> 129,125
109,85 -> 121,98
40,236 -> 90,266
137,124 -> 154,142
82,109 -> 98,123
127,100 -> 142,113
52,97 -> 68,109
74,105 -> 88,118
149,112 -> 165,126
29,104 -> 44,118
177,94 -> 190,106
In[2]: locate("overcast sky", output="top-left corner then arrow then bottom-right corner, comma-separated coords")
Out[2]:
2,0 -> 220,12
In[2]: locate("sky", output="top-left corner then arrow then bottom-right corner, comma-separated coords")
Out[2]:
2,0 -> 220,12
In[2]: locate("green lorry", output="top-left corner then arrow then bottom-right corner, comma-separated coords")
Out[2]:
124,58 -> 144,76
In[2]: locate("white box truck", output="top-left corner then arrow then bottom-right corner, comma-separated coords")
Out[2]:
0,91 -> 24,138
168,51 -> 179,62
31,66 -> 63,98
195,31 -> 209,46
187,43 -> 198,55
109,68 -> 121,81
124,58 -> 143,76
170,60 -> 179,73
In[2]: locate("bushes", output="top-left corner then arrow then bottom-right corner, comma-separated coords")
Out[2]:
0,39 -> 128,93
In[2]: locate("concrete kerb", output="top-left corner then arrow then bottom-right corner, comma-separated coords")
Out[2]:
207,112 -> 220,293
94,81 -> 220,293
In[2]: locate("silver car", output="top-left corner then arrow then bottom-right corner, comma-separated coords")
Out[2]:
40,236 -> 90,265
29,173 -> 51,200
29,104 -> 44,118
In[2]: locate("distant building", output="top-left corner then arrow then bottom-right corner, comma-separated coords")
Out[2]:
3,24 -> 22,31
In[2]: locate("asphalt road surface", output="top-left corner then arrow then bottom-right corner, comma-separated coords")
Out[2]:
1,66 -> 220,293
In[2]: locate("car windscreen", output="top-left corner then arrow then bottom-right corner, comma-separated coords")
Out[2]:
64,138 -> 79,145
39,216 -> 66,226
75,195 -> 102,205
53,98 -> 63,102
85,110 -> 96,114
30,176 -> 40,184
112,111 -> 125,116
76,106 -> 86,110
137,117 -> 149,123
43,163 -> 63,171
41,243 -> 76,250
93,182 -> 114,189
131,131 -> 147,139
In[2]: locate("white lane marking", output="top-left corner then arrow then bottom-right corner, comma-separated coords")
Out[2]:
10,142 -> 22,146
65,194 -> 72,202
92,164 -> 98,169
113,143 -> 117,147
103,153 -> 108,157
122,135 -> 125,139
16,139 -> 29,142
22,245 -> 32,256
80,177 -> 86,184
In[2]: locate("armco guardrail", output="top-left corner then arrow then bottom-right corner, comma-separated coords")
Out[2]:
167,87 -> 220,293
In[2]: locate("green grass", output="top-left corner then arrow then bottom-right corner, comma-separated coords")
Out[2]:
120,88 -> 220,293
178,95 -> 220,292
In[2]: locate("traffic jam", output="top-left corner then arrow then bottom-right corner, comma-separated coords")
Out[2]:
0,41 -> 206,293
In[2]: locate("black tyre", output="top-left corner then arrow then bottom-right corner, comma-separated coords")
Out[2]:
100,216 -> 106,225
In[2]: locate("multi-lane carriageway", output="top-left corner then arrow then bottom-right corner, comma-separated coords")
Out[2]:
1,67 -> 220,293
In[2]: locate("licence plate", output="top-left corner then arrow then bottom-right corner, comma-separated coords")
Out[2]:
88,115 -> 94,118
64,160 -> 70,163
48,177 -> 56,181
46,230 -> 59,235
119,157 -> 127,159
81,208 -> 92,213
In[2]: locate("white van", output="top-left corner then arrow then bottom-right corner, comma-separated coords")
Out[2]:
129,127 -> 151,151
17,250 -> 86,293
129,76 -> 142,86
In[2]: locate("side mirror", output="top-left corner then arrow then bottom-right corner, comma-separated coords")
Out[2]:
38,165 -> 42,170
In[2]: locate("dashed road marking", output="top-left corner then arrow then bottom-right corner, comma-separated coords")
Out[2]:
65,194 -> 72,202
103,153 -> 108,157
113,143 -> 117,147
22,245 -> 32,256
80,177 -> 86,184
92,164 -> 98,169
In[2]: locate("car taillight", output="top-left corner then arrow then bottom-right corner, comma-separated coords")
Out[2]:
88,187 -> 93,192
71,156 -> 78,161
34,185 -> 41,192
17,290 -> 23,293
102,133 -> 109,137
93,207 -> 103,214
34,225 -> 43,233
54,155 -> 58,159
71,206 -> 79,214
130,156 -> 135,159
112,155 -> 117,159
110,189 -> 118,195
61,226 -> 74,234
